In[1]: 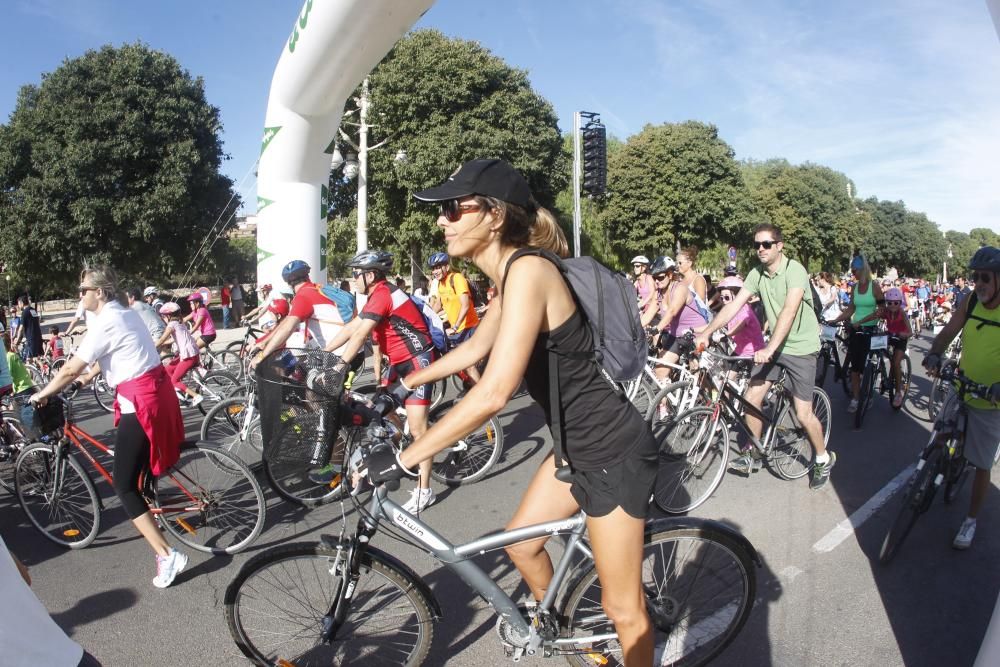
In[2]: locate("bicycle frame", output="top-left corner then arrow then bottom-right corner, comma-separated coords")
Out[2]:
338,486 -> 601,651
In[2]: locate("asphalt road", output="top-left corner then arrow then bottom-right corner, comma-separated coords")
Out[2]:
2,333 -> 998,666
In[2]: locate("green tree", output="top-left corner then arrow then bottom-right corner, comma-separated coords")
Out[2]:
598,121 -> 753,259
969,227 -> 1000,249
741,159 -> 864,270
858,198 -> 944,278
945,230 -> 979,274
330,30 -> 567,281
0,43 -> 238,297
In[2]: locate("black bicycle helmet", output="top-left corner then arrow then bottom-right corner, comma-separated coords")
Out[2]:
969,246 -> 1000,272
281,259 -> 311,284
347,250 -> 393,274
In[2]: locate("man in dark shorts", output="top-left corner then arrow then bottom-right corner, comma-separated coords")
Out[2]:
696,223 -> 835,489
322,250 -> 439,513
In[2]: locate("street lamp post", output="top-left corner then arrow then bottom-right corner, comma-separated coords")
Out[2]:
4,275 -> 9,308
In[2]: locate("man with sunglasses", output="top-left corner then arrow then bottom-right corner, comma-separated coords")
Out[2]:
923,246 -> 1000,549
695,223 -> 834,489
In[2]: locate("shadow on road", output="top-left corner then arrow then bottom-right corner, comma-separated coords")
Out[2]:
51,587 -> 139,636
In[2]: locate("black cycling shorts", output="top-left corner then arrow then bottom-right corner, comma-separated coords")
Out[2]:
381,349 -> 436,406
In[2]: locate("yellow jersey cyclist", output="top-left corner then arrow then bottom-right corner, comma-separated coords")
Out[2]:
429,251 -> 482,387
923,246 -> 1000,550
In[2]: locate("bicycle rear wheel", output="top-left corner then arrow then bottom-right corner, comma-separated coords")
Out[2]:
15,443 -> 101,549
879,448 -> 942,564
200,397 -> 263,462
646,381 -> 691,444
429,407 -> 503,486
92,374 -> 115,413
561,521 -> 757,667
770,388 -> 830,480
153,443 -> 265,554
195,369 -> 242,415
654,407 -> 730,514
225,542 -> 434,666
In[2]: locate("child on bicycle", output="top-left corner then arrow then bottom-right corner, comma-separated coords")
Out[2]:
3,332 -> 38,433
156,303 -> 203,408
184,293 -> 216,351
858,286 -> 912,408
46,325 -> 65,361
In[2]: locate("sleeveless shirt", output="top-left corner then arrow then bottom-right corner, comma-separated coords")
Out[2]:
523,309 -> 656,470
852,281 -> 877,327
959,298 -> 1000,410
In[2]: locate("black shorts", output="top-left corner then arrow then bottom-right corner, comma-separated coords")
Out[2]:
568,440 -> 657,519
847,328 -> 875,373
891,338 -> 908,355
198,333 -> 217,346
381,349 -> 436,406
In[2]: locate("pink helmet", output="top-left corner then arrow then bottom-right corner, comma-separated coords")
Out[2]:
158,302 -> 180,315
717,276 -> 743,291
884,287 -> 904,303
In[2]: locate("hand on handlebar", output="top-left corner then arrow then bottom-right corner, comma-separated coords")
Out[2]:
693,333 -> 711,354
923,353 -> 941,375
362,443 -> 418,487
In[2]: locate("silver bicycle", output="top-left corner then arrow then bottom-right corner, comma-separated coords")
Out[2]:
225,404 -> 759,666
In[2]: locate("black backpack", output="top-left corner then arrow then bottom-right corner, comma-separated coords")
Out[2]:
808,282 -> 824,322
502,248 -> 648,476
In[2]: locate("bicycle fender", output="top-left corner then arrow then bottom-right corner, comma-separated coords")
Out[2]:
320,535 -> 443,619
645,517 -> 762,567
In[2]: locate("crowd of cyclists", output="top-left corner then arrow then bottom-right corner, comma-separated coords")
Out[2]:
1,155 -> 997,665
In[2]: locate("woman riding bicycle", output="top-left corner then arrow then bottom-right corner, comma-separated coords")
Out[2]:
640,255 -> 677,384
632,255 -> 656,312
30,266 -> 188,588
830,254 -> 885,414
184,293 -> 216,351
370,158 -> 657,663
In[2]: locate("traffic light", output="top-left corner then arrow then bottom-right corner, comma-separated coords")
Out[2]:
581,123 -> 607,196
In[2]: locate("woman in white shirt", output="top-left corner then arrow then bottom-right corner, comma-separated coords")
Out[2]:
31,266 -> 189,588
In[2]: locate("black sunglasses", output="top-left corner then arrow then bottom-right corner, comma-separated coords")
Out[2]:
886,300 -> 902,305
78,285 -> 98,296
440,199 -> 484,222
653,273 -> 669,281
753,240 -> 776,250
970,271 -> 993,284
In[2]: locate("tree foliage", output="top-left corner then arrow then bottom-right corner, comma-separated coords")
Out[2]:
329,30 -> 567,279
741,159 -> 865,270
598,121 -> 753,260
857,198 -> 945,278
0,43 -> 238,296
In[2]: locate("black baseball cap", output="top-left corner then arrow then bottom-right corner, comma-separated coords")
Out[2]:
413,158 -> 532,209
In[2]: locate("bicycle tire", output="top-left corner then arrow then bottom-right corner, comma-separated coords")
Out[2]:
92,374 -> 115,413
928,364 -> 955,421
200,397 -> 264,461
195,369 -> 242,415
646,380 -> 691,444
153,443 -> 266,555
769,388 -> 830,480
654,407 -> 730,514
14,443 -> 101,549
429,408 -> 503,486
626,373 -> 660,419
891,355 -> 912,412
1,413 -> 29,494
855,363 -> 876,429
879,448 -> 942,564
561,522 -> 757,667
263,420 -> 354,507
225,542 -> 434,666
217,349 -> 246,379
944,455 -> 970,504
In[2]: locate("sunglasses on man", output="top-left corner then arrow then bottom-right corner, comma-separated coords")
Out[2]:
440,199 -> 484,222
970,271 -> 993,284
753,240 -> 776,250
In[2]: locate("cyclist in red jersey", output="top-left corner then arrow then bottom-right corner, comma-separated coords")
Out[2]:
322,250 -> 439,513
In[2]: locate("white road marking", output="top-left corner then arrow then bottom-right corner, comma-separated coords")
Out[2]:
779,565 -> 805,582
811,463 -> 916,553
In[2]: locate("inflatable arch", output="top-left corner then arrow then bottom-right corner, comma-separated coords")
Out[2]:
256,0 -> 435,288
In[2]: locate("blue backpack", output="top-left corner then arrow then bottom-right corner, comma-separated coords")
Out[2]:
317,285 -> 356,323
409,294 -> 448,352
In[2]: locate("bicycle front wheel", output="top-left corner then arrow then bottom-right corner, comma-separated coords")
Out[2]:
153,443 -> 266,554
263,420 -> 353,507
225,542 -> 435,666
855,363 -> 876,429
200,397 -> 264,462
1,412 -> 29,494
429,410 -> 503,486
927,372 -> 953,422
196,370 -> 242,415
561,521 -> 757,667
654,407 -> 730,514
92,374 -> 115,413
15,443 -> 101,549
879,448 -> 942,564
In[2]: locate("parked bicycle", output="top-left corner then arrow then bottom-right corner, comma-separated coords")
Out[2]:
879,366 -> 997,563
654,348 -> 832,514
224,396 -> 760,666
13,393 -> 265,554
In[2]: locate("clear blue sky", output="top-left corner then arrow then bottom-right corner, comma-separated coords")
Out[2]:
2,0 -> 998,234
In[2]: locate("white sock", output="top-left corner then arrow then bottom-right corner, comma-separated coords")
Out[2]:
815,452 -> 830,465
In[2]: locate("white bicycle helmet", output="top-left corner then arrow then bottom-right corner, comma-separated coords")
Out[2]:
143,286 -> 159,298
632,255 -> 650,265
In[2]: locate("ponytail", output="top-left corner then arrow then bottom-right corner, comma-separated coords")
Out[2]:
484,195 -> 569,258
528,206 -> 569,258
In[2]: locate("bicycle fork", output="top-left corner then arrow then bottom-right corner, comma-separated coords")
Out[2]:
322,519 -> 376,643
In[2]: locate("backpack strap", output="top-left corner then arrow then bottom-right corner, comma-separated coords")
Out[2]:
963,291 -> 1000,329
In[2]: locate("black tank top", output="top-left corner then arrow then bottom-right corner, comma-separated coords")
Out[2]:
523,308 -> 655,471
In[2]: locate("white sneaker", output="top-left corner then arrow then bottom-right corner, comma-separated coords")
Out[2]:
401,488 -> 436,513
953,518 -> 976,550
847,399 -> 859,413
153,548 -> 189,588
189,395 -> 204,408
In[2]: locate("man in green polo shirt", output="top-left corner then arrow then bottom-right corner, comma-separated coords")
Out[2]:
695,223 -> 835,489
